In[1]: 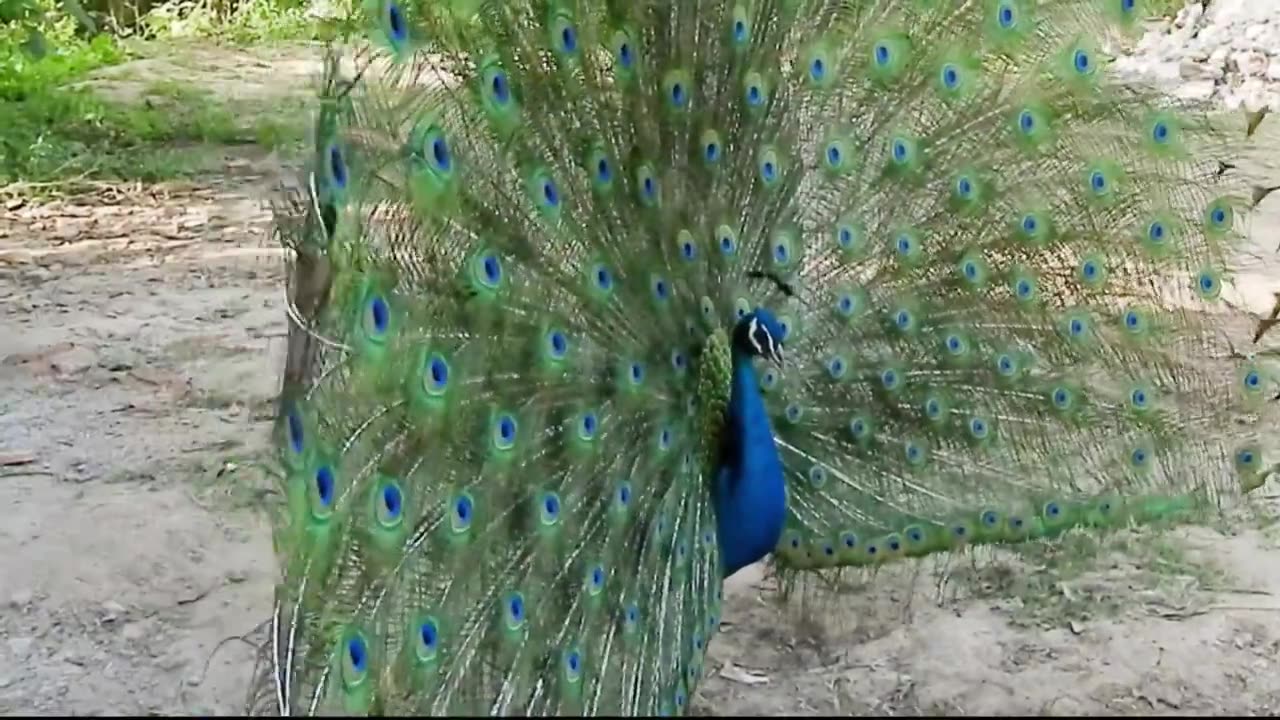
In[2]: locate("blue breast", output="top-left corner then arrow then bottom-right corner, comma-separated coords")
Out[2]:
712,351 -> 788,578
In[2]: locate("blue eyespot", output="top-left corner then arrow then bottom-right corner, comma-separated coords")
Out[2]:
454,494 -> 472,524
810,58 -> 825,81
1021,215 -> 1038,233
969,417 -> 988,438
386,2 -> 406,43
596,266 -> 613,291
315,466 -> 335,507
286,409 -> 305,454
426,354 -> 449,392
1045,502 -> 1061,518
596,158 -> 611,183
1069,318 -> 1085,336
747,84 -> 762,105
896,234 -> 912,255
581,412 -> 597,438
773,242 -> 788,263
1211,207 -> 1227,225
1245,370 -> 1261,388
328,145 -> 347,188
1120,0 -> 1135,11
957,177 -> 973,198
367,296 -> 389,335
1073,49 -> 1091,74
543,492 -> 561,519
618,42 -> 633,68
560,25 -> 578,54
874,43 -> 890,66
880,368 -> 898,388
418,618 -> 438,652
997,355 -> 1015,375
1090,171 -> 1107,193
426,135 -> 451,172
704,142 -> 720,162
1152,122 -> 1169,143
347,635 -> 367,673
507,592 -> 525,623
733,19 -> 747,42
1132,447 -> 1148,466
892,139 -> 908,163
998,3 -> 1015,28
828,357 -> 846,378
1131,388 -> 1148,407
1148,221 -> 1166,242
941,64 -> 959,89
1019,112 -> 1036,136
495,414 -> 517,449
762,161 -> 776,182
652,278 -> 669,300
482,253 -> 502,285
925,398 -> 942,419
542,178 -> 560,207
630,362 -> 644,383
720,231 -> 736,254
826,145 -> 841,166
671,82 -> 686,107
491,71 -> 511,104
382,483 -> 402,519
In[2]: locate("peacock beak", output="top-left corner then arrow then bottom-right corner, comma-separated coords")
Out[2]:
770,347 -> 785,369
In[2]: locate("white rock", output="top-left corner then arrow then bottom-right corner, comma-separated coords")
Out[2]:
1266,61 -> 1280,81
6,638 -> 33,659
1237,79 -> 1273,112
1175,80 -> 1217,102
1232,50 -> 1269,76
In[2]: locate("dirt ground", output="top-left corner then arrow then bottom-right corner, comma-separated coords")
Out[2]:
2,44 -> 1280,716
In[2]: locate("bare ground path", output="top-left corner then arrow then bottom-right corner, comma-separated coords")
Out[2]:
2,43 -> 1280,716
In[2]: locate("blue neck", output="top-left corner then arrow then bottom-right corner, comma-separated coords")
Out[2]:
712,350 -> 788,578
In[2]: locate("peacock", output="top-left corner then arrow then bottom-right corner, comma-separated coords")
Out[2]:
252,0 -> 1275,715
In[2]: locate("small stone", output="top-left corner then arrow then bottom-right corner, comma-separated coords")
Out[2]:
1232,50 -> 1268,77
100,599 -> 126,622
9,589 -> 33,609
6,637 -> 34,658
1175,80 -> 1216,102
49,346 -> 95,376
121,622 -> 147,642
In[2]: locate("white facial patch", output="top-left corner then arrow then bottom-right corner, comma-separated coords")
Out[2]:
746,317 -> 764,355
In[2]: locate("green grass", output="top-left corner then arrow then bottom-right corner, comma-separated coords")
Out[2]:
0,0 -> 324,188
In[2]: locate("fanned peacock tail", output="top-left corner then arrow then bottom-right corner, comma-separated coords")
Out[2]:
251,0 -> 1273,715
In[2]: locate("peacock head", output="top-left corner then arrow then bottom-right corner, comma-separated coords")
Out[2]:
733,308 -> 786,367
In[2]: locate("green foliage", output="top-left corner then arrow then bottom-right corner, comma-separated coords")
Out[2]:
0,0 -> 318,185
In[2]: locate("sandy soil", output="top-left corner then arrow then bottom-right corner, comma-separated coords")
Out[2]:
2,44 -> 1280,716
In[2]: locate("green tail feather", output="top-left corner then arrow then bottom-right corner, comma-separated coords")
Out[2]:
250,0 -> 1270,716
